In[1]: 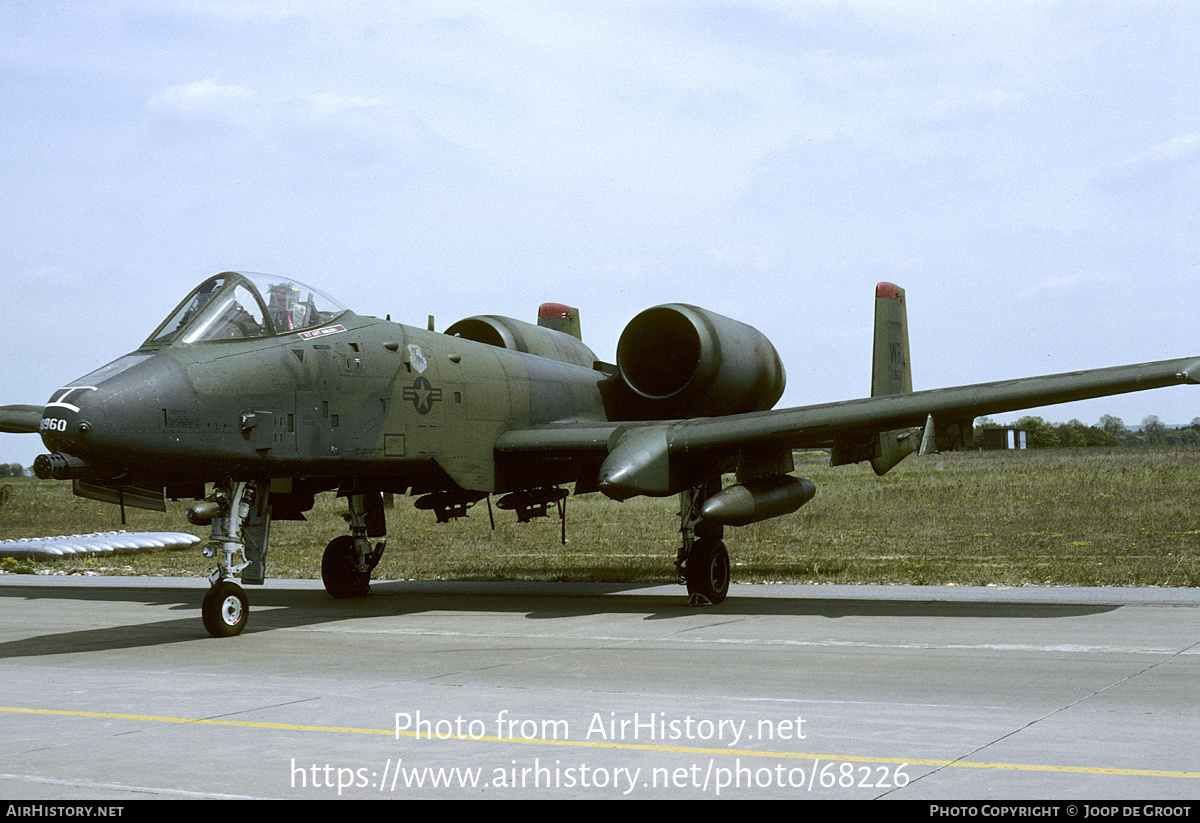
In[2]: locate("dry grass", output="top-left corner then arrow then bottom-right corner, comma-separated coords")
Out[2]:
1,447 -> 1197,586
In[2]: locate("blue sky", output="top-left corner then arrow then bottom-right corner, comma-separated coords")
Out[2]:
2,1 -> 1198,468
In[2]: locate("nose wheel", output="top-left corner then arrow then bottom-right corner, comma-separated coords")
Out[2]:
202,580 -> 249,637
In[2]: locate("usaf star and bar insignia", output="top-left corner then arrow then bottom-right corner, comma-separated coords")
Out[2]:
403,375 -> 442,415
402,345 -> 442,414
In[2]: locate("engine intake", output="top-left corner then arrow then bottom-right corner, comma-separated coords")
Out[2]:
613,304 -> 785,419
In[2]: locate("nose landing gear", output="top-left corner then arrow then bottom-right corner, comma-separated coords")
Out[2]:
196,479 -> 267,638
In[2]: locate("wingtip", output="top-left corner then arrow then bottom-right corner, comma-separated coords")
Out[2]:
1180,358 -> 1200,384
876,282 -> 904,300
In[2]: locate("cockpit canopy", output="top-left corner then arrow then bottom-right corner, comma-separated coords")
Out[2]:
145,272 -> 347,346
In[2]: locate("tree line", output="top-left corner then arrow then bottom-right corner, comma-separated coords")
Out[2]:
976,415 -> 1200,449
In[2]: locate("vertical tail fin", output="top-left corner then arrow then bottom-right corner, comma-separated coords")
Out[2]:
538,303 -> 582,341
871,282 -> 911,396
869,283 -> 919,475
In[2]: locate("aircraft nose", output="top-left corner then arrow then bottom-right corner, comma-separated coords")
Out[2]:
37,353 -> 194,474
39,386 -> 103,454
35,383 -> 107,478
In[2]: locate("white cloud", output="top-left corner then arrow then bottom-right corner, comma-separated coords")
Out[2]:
706,244 -> 772,270
147,78 -> 256,116
1018,270 -> 1129,300
1093,133 -> 1200,190
943,89 -> 1027,112
306,93 -> 386,118
1135,134 -> 1200,167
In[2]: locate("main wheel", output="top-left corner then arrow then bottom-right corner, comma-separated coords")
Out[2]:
685,537 -> 730,604
202,580 -> 249,638
322,535 -> 371,598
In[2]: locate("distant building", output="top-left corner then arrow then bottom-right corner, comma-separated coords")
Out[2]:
980,427 -> 1027,450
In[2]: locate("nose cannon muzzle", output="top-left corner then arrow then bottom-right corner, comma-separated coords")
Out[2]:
33,452 -> 95,480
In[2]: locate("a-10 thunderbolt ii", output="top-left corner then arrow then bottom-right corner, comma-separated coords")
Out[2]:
1,271 -> 1197,637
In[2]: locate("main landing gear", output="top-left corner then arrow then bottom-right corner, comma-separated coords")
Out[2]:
321,491 -> 387,599
677,480 -> 730,605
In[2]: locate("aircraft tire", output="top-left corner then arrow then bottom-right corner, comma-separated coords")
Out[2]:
202,580 -> 249,638
322,535 -> 371,598
685,537 -> 730,604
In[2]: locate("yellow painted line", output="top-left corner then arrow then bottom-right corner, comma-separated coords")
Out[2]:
3,706 -> 1197,780
0,706 -> 389,736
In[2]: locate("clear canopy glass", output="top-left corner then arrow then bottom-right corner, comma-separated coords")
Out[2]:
145,272 -> 348,346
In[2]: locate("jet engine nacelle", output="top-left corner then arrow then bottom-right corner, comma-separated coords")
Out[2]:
444,314 -> 596,369
612,304 -> 785,419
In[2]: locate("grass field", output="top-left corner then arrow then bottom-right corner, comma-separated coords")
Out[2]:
1,447 -> 1197,587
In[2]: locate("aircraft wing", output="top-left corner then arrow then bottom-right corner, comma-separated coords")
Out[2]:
0,404 -> 43,434
654,355 -> 1200,452
496,355 -> 1200,498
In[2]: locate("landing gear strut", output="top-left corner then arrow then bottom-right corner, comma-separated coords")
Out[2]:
194,479 -> 268,638
677,479 -> 730,605
321,491 -> 386,598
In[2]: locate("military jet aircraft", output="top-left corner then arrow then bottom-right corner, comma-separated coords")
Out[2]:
1,272 -> 1196,637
